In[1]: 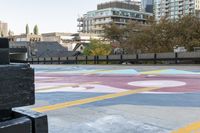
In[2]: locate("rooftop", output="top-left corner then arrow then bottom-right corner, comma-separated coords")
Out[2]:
97,0 -> 139,11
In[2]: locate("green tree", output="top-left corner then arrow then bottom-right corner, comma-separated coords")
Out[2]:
172,15 -> 200,51
103,21 -> 146,53
104,15 -> 200,53
103,23 -> 125,46
33,25 -> 39,35
83,39 -> 112,56
26,24 -> 30,35
123,21 -> 147,53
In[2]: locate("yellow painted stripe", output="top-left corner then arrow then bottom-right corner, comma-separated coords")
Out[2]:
36,78 -> 59,82
32,87 -> 159,112
36,82 -> 101,92
172,121 -> 200,133
84,69 -> 116,75
140,69 -> 166,75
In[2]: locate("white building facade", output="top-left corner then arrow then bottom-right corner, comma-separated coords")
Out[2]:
0,21 -> 8,37
78,0 -> 152,35
155,0 -> 200,21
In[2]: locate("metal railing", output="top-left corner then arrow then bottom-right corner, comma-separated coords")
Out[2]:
11,52 -> 200,64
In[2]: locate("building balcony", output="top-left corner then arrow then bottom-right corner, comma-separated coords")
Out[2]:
178,11 -> 183,15
189,1 -> 194,4
77,29 -> 83,32
189,5 -> 194,9
178,2 -> 183,5
77,23 -> 83,27
92,27 -> 104,31
77,18 -> 84,22
94,20 -> 112,25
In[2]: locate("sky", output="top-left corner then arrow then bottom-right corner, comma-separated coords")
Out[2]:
0,0 -> 111,34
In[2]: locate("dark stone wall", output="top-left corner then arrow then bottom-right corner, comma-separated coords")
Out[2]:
0,38 -> 48,133
0,64 -> 35,109
0,38 -> 9,64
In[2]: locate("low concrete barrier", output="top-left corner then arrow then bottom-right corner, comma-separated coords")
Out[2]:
77,56 -> 86,61
139,53 -> 155,59
122,54 -> 137,60
178,52 -> 200,59
12,51 -> 200,64
109,55 -> 121,60
157,52 -> 175,59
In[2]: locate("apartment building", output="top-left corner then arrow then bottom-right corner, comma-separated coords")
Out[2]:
155,0 -> 200,21
0,21 -> 8,37
141,0 -> 154,13
78,0 -> 152,35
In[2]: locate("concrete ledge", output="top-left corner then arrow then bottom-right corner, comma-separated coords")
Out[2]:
13,109 -> 48,133
0,64 -> 34,109
0,117 -> 32,133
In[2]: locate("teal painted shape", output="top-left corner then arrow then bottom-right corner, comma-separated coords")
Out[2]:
96,69 -> 139,75
158,69 -> 198,75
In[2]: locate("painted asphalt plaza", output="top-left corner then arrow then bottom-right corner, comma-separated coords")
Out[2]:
29,65 -> 200,133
